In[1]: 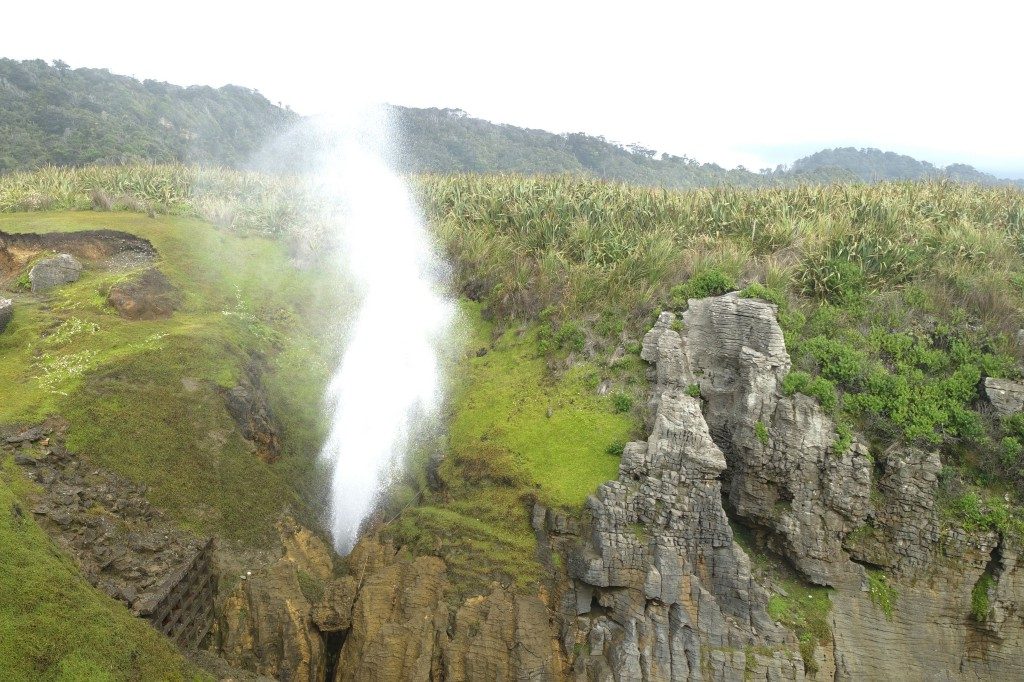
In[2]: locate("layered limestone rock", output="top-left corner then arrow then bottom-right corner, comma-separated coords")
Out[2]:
564,299 -> 808,680
984,377 -> 1024,417
830,530 -> 1024,681
331,537 -> 563,681
215,519 -> 333,682
209,292 -> 1024,681
648,295 -> 872,587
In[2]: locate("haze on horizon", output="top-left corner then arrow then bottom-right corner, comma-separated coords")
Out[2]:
6,1 -> 1023,178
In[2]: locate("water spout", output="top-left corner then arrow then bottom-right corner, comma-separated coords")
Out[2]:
311,109 -> 455,553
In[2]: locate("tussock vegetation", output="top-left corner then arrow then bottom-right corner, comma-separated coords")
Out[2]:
5,164 -> 1024,581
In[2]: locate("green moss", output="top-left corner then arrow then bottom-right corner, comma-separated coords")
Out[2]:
686,383 -> 702,398
866,569 -> 897,620
971,574 -> 994,621
449,304 -> 636,508
0,211 -> 347,544
382,302 -> 639,597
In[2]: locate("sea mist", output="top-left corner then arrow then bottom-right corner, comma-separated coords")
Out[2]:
307,110 -> 455,553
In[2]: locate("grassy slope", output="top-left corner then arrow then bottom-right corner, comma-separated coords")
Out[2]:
383,302 -> 641,595
0,210 -> 347,678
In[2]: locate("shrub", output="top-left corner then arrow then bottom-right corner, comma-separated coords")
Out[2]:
1002,437 -> 1023,466
686,383 -> 702,398
755,420 -> 770,446
833,420 -> 853,455
799,335 -> 868,386
605,440 -> 626,456
670,268 -> 735,307
740,282 -> 785,307
555,321 -> 586,353
782,371 -> 837,412
611,392 -> 633,413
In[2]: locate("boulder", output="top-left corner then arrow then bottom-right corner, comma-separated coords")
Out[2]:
984,377 -> 1024,417
29,253 -> 82,292
107,268 -> 181,320
0,298 -> 12,333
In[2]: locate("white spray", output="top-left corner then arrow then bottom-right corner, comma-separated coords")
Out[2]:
312,109 -> 455,553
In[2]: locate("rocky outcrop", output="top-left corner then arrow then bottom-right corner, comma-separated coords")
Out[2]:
844,447 -> 942,575
0,297 -> 11,333
333,539 -> 449,681
221,362 -> 281,463
215,519 -> 333,682
984,377 -> 1024,417
830,530 -> 1024,681
652,295 -> 872,587
563,303 -> 806,680
106,267 -> 182,320
0,228 -> 155,274
29,253 -> 82,292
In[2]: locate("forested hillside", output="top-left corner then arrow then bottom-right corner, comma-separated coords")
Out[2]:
2,59 -> 1019,188
0,58 -> 297,171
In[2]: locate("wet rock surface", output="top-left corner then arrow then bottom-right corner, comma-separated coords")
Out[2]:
29,253 -> 82,292
215,519 -> 333,682
106,267 -> 182,320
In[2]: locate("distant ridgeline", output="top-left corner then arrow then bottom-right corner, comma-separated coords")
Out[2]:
0,58 -> 1018,187
0,58 -> 297,171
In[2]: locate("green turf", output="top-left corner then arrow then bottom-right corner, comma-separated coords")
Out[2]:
449,303 -> 635,508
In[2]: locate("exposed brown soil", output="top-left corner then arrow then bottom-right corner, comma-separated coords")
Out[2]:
0,229 -> 156,282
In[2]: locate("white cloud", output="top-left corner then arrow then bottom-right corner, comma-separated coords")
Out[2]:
5,0 -> 1023,174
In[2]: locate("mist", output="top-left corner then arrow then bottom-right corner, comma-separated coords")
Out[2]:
290,111 -> 456,553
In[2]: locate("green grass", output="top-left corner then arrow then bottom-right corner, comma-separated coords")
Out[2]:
449,303 -> 636,508
0,459 -> 206,681
382,302 -> 640,596
866,569 -> 898,620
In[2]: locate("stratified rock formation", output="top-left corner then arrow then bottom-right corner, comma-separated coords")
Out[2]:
984,377 -> 1024,417
215,519 -> 333,682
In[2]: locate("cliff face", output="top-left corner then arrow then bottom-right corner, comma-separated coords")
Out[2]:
213,293 -> 1023,681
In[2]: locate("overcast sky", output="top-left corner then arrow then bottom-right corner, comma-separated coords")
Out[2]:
5,1 -> 1023,177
